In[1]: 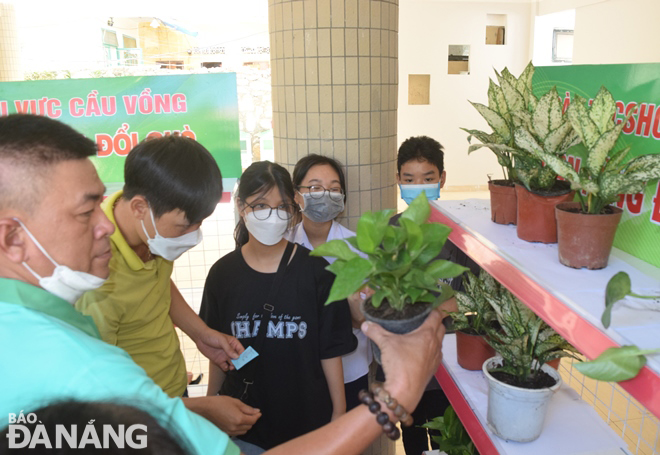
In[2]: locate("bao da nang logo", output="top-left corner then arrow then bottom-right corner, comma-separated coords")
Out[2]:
5,411 -> 147,449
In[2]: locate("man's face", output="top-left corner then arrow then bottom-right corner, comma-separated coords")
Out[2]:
397,158 -> 447,187
23,159 -> 114,279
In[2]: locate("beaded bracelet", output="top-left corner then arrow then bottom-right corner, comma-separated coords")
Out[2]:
358,389 -> 400,440
369,382 -> 414,427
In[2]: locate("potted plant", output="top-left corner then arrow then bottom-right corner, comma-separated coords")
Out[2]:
520,86 -> 660,268
311,193 -> 469,362
422,406 -> 478,455
462,63 -> 535,226
451,270 -> 498,371
481,286 -> 579,442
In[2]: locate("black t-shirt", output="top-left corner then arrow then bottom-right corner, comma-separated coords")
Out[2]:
199,243 -> 357,450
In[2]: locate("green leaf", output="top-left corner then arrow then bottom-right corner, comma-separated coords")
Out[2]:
543,121 -> 574,156
599,173 -> 646,204
500,77 -> 525,113
604,146 -> 631,173
625,154 -> 660,182
371,287 -> 389,308
310,239 -> 359,261
461,128 -> 504,146
513,127 -> 543,155
487,78 -> 510,123
589,86 -> 617,133
534,151 -> 580,184
575,346 -> 660,382
586,122 -> 626,176
355,209 -> 393,254
516,62 -> 535,105
416,223 -> 451,264
602,271 -> 631,328
401,192 -> 431,224
400,218 -> 423,256
324,257 -> 372,305
568,95 -> 601,149
470,102 -> 511,142
425,259 -> 468,280
533,88 -> 563,140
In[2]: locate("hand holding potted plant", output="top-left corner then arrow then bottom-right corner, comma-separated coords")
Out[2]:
311,193 -> 469,362
481,286 -> 579,442
521,86 -> 660,268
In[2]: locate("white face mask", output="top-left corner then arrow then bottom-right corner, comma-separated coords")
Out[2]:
141,207 -> 202,261
15,219 -> 106,305
244,210 -> 289,246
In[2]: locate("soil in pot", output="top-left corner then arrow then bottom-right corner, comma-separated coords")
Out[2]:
555,202 -> 623,270
362,299 -> 432,364
456,329 -> 496,371
490,370 -> 557,389
489,180 -> 517,225
516,181 -> 575,244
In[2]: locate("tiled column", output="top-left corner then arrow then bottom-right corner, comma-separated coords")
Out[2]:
0,4 -> 21,82
269,0 -> 399,230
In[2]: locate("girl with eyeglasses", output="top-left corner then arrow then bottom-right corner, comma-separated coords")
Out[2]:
200,161 -> 356,454
288,154 -> 373,412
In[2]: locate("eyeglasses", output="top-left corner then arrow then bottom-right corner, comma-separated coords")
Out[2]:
246,203 -> 295,221
297,185 -> 344,201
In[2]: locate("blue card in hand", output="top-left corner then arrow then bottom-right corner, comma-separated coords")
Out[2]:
232,346 -> 259,370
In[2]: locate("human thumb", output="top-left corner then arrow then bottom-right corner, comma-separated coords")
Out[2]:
238,402 -> 261,415
361,320 -> 388,347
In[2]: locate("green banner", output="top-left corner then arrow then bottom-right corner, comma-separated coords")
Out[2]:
534,64 -> 660,268
0,73 -> 241,195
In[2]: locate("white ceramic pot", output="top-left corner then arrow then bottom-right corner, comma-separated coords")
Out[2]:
482,356 -> 561,442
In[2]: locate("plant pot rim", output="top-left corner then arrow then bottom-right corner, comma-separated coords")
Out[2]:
555,201 -> 624,216
360,299 -> 432,323
482,356 -> 562,393
489,179 -> 515,188
515,181 -> 572,198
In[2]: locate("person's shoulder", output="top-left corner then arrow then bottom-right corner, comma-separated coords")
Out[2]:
292,243 -> 329,270
207,249 -> 242,276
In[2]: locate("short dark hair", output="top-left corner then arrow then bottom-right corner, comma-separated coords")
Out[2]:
396,136 -> 444,174
292,154 -> 347,201
0,400 -> 191,454
123,136 -> 223,224
0,114 -> 97,212
234,160 -> 296,248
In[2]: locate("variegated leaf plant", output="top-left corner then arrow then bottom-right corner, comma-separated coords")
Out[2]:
481,279 -> 580,384
520,86 -> 660,214
461,62 -> 535,183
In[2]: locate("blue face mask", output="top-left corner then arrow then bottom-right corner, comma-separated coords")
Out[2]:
399,183 -> 441,205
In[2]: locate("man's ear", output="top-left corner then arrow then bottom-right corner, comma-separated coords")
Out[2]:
396,172 -> 402,184
0,218 -> 29,264
440,171 -> 447,189
129,196 -> 149,220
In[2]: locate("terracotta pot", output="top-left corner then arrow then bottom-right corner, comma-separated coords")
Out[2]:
489,180 -> 517,225
555,202 -> 623,270
546,358 -> 561,370
515,184 -> 575,244
456,330 -> 496,370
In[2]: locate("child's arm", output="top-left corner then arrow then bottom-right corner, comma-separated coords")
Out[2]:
321,357 -> 346,420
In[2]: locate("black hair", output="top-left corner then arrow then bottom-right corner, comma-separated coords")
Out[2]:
0,114 -> 98,213
123,135 -> 223,224
396,136 -> 444,174
0,400 -> 191,454
292,154 -> 347,201
234,161 -> 296,248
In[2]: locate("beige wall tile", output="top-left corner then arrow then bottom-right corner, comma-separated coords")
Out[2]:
296,113 -> 308,139
345,0 -> 358,28
347,85 -> 359,112
381,3 -> 390,35
347,190 -> 360,217
287,112 -> 297,138
358,29 -> 370,56
285,58 -> 294,85
333,85 -> 346,112
358,0 -> 370,28
359,138 -> 371,164
360,189 -> 372,211
371,1 -> 381,29
276,31 -> 285,58
370,29 -> 381,57
306,85 -> 320,112
318,57 -> 332,85
304,0 -> 317,29
359,85 -> 370,112
332,57 -> 346,85
372,163 -> 382,188
294,58 -> 306,85
308,113 -> 321,139
372,137 -> 383,164
319,85 -> 333,112
275,3 -> 283,31
305,30 -> 318,57
360,164 -> 372,190
333,139 -> 347,166
346,57 -> 358,84
380,57 -> 389,85
371,57 -> 381,85
391,2 -> 398,32
333,113 -> 347,139
380,30 -> 389,57
347,139 -> 359,165
331,29 -> 345,56
295,85 -> 307,112
371,107 -> 382,137
282,1 -> 293,30
309,139 -> 321,155
297,138 -> 309,158
278,112 -> 287,137
331,0 -> 345,28
320,139 -> 334,156
283,30 -> 293,58
277,86 -> 286,111
345,29 -> 358,56
293,30 -> 305,57
347,112 -> 359,139
317,0 -> 331,28
317,28 -> 331,56
320,112 -> 333,139
292,1 -> 304,29
305,57 -> 319,85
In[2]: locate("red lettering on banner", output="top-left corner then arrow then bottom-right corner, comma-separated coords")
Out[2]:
651,181 -> 660,225
14,99 -> 35,114
562,91 -> 571,114
96,134 -> 113,157
0,100 -> 7,116
626,193 -> 644,215
46,98 -> 62,118
622,102 -> 637,134
69,98 -> 84,117
635,103 -> 655,138
652,105 -> 660,140
616,194 -> 625,209
101,96 -> 117,116
123,95 -> 138,115
614,101 -> 625,125
172,93 -> 187,112
154,94 -> 171,113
